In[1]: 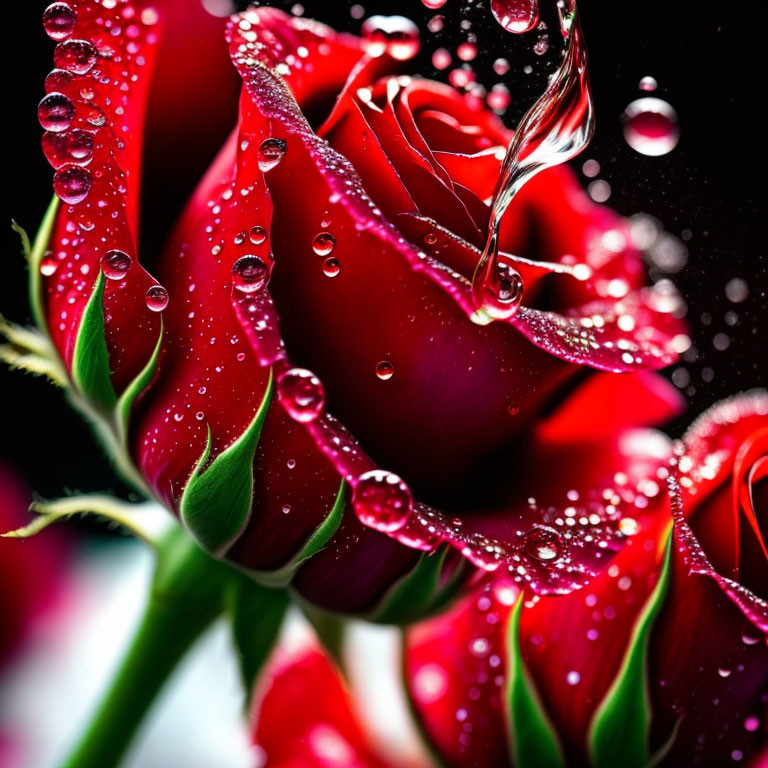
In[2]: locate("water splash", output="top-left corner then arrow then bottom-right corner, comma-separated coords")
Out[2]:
472,0 -> 594,323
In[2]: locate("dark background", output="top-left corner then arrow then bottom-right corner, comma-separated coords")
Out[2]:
3,1 -> 766,503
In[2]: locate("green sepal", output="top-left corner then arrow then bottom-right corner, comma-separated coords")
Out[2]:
71,271 -> 117,412
505,595 -> 565,768
253,480 -> 347,588
180,370 -> 274,554
1,493 -> 173,548
588,536 -> 673,768
12,195 -> 59,332
367,546 -> 470,625
115,320 -> 163,446
228,576 -> 289,702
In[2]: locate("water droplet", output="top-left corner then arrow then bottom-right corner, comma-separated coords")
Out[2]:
638,75 -> 657,92
421,0 -> 447,8
53,165 -> 92,204
622,97 -> 679,157
54,38 -> 98,74
249,225 -> 267,245
101,249 -> 132,280
432,48 -> 451,70
472,261 -> 524,321
491,0 -> 539,34
277,367 -> 325,423
376,360 -> 394,380
43,2 -> 77,41
40,254 -> 59,277
232,255 -> 268,293
353,469 -> 412,532
361,15 -> 420,61
566,670 -> 581,685
457,42 -> 477,62
257,138 -> 287,172
38,92 -> 74,132
507,401 -> 519,416
524,527 -> 563,562
619,517 -> 639,536
42,128 -> 95,167
741,626 -> 761,646
312,231 -> 336,256
145,285 -> 169,312
487,84 -> 511,112
493,57 -> 510,75
718,666 -> 732,678
322,257 -> 340,277
724,278 -> 748,303
424,231 -> 438,246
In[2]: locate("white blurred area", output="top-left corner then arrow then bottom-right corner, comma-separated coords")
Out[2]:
0,540 -> 431,768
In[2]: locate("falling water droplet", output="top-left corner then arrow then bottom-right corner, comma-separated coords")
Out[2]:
638,75 -> 658,92
312,232 -> 336,256
353,469 -> 412,532
322,257 -> 340,277
622,97 -> 679,156
490,0 -> 539,34
361,15 -> 421,61
432,48 -> 451,70
53,165 -> 92,204
524,527 -> 563,562
487,84 -> 511,112
38,92 -> 75,132
277,367 -> 326,423
375,360 -> 394,380
257,138 -> 287,172
473,261 -> 524,321
101,249 -> 132,280
232,255 -> 268,293
145,285 -> 169,312
53,38 -> 98,74
43,2 -> 77,41
249,225 -> 267,245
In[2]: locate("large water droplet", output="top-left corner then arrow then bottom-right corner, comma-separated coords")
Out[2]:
38,92 -> 74,132
42,128 -> 94,167
361,15 -> 420,61
102,249 -> 132,280
145,285 -> 169,312
43,2 -> 77,41
312,232 -> 336,256
322,257 -> 340,277
257,138 -> 287,172
54,38 -> 98,75
490,0 -> 539,34
232,255 -> 268,293
53,164 -> 92,204
524,527 -> 563,562
249,225 -> 267,245
277,367 -> 326,423
621,97 -> 679,157
472,261 -> 524,321
353,469 -> 412,532
375,360 -> 394,380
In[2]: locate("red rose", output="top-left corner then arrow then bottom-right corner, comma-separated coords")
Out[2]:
22,2 -> 684,616
403,393 -> 767,767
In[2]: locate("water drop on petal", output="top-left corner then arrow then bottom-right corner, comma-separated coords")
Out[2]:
277,367 -> 325,423
257,138 -> 287,172
524,527 -> 563,562
322,257 -> 340,277
145,285 -> 169,312
53,164 -> 92,204
43,2 -> 77,41
38,92 -> 74,132
54,38 -> 98,74
102,249 -> 132,280
375,360 -> 394,380
353,469 -> 412,532
232,255 -> 268,293
312,232 -> 336,256
249,225 -> 267,245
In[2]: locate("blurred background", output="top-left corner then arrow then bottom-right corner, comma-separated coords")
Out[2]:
2,1 -> 766,766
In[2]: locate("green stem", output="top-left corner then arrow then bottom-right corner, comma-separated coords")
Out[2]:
59,530 -> 230,768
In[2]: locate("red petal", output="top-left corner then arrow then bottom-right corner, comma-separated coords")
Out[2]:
252,646 -> 395,768
41,0 -> 162,390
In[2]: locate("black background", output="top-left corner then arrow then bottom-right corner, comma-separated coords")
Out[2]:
3,1 -> 765,504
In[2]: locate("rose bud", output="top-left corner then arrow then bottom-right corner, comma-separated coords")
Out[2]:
12,1 -> 685,618
403,392 -> 767,767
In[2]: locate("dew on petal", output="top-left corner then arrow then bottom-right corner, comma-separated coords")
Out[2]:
322,257 -> 340,277
43,2 -> 77,41
53,165 -> 92,204
312,232 -> 336,256
277,367 -> 325,423
102,249 -> 132,280
53,38 -> 98,75
38,92 -> 75,132
524,527 -> 563,562
232,255 -> 268,293
375,360 -> 394,380
145,285 -> 169,312
257,138 -> 287,172
353,469 -> 412,532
